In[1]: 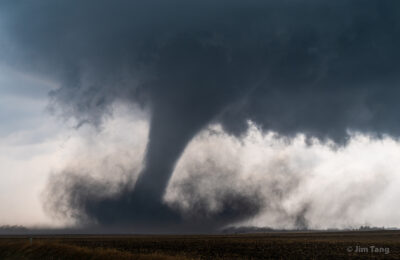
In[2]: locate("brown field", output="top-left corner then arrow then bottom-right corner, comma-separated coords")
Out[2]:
1,231 -> 400,259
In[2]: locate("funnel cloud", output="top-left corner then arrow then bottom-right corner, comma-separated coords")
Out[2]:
1,0 -> 400,232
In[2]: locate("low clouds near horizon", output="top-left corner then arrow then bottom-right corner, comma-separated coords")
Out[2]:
1,0 -> 400,232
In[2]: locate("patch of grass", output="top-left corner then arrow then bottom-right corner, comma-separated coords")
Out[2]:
0,240 -> 195,260
1,231 -> 400,259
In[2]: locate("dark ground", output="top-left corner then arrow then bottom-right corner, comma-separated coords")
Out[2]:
1,231 -> 400,259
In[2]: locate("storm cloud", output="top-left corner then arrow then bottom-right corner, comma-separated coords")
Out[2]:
1,0 -> 400,232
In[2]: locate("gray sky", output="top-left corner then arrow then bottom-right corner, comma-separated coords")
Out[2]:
1,1 -> 400,232
0,65 -> 63,226
2,65 -> 400,229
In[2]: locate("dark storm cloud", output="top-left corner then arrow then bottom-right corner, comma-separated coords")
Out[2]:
1,0 -> 400,231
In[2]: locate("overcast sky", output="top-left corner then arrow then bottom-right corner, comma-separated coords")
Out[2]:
3,65 -> 400,230
0,65 -> 63,226
1,1 -> 400,232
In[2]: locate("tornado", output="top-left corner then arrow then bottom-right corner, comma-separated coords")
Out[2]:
1,0 -> 400,231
